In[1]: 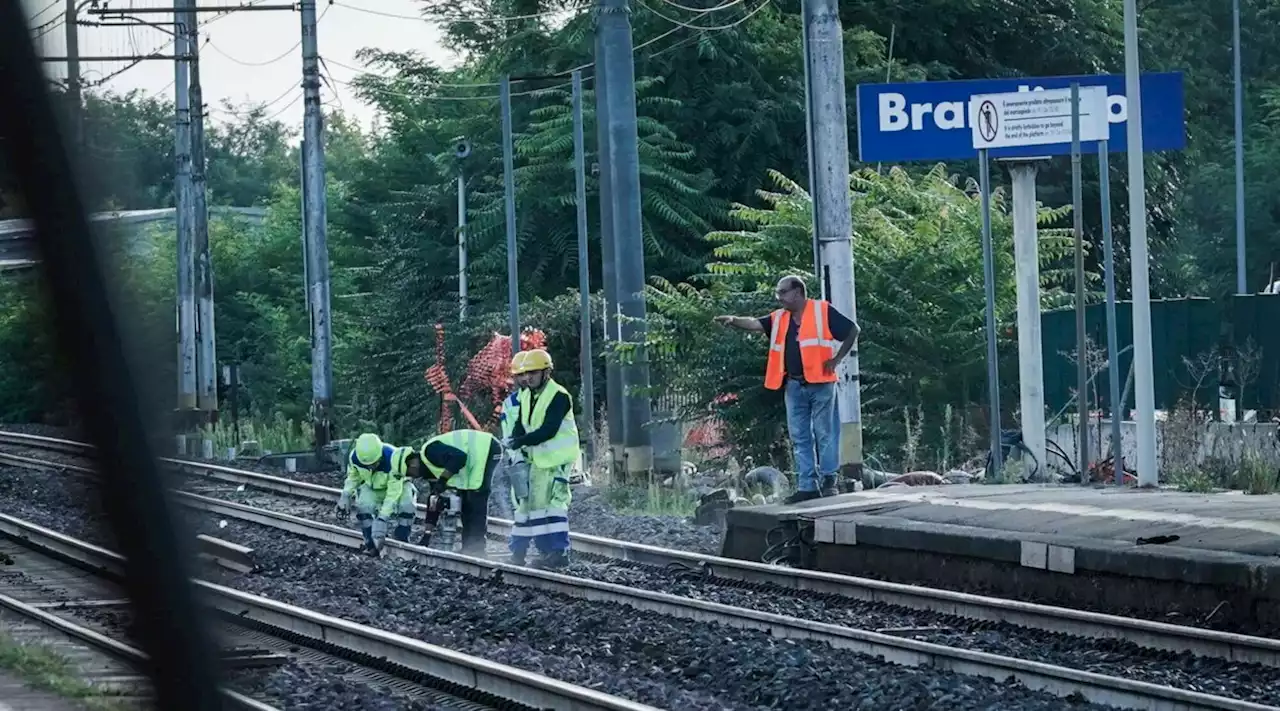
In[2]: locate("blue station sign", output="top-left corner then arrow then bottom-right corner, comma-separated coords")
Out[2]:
854,72 -> 1186,163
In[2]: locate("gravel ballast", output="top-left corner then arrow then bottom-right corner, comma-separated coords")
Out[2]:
10,463 -> 1280,708
201,456 -> 727,555
229,660 -> 476,711
185,482 -> 1280,708
1,467 -> 1110,710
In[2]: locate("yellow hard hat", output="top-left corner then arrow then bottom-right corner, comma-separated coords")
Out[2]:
509,350 -> 528,375
353,433 -> 384,466
511,348 -> 552,375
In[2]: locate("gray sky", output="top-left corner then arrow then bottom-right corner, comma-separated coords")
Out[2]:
24,0 -> 460,130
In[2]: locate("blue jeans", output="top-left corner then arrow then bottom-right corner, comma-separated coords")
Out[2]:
784,379 -> 839,492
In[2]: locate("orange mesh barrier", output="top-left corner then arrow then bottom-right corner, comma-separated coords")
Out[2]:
424,323 -> 547,434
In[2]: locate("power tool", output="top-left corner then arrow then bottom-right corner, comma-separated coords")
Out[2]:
418,486 -> 462,552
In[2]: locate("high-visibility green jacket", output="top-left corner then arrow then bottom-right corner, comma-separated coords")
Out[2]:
420,429 -> 498,491
516,379 -> 579,469
342,444 -> 413,518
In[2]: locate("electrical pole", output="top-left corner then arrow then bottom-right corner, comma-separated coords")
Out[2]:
1233,0 -> 1246,295
597,0 -> 654,475
802,0 -> 862,486
173,4 -> 196,415
1123,0 -> 1158,487
187,4 -> 216,417
573,69 -> 596,469
300,0 -> 333,451
500,76 -> 520,348
593,27 -> 626,476
64,0 -> 81,146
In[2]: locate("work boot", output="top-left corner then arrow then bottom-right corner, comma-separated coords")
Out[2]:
784,490 -> 821,505
360,525 -> 376,550
510,549 -> 527,566
819,476 -> 839,497
534,550 -> 570,570
417,531 -> 433,547
392,524 -> 412,543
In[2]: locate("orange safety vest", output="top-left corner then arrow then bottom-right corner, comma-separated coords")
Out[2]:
764,299 -> 838,390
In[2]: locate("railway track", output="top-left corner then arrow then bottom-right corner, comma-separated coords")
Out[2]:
0,511 -> 659,711
3,429 -> 1278,664
0,533 -> 278,710
3,430 -> 1280,710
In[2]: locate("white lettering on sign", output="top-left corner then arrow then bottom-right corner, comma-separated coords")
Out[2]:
877,85 -> 1126,133
969,86 -> 1108,150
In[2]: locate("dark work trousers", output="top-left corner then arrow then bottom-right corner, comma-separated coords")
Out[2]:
459,440 -> 500,554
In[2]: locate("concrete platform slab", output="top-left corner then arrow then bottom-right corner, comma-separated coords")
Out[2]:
722,484 -> 1280,631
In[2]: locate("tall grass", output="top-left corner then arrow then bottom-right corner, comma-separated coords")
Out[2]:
199,412 -> 311,454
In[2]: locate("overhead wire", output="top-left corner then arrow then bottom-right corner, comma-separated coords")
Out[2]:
324,0 -> 760,104
205,0 -> 331,67
329,0 -> 565,25
27,0 -> 60,24
653,0 -> 745,14
634,0 -> 771,32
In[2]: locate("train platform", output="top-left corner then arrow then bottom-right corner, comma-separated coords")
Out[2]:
722,483 -> 1280,629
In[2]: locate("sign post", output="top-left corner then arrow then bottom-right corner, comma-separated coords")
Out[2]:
859,72 -> 1184,481
968,85 -> 1108,480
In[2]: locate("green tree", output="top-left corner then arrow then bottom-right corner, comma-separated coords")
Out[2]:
644,165 -> 1081,469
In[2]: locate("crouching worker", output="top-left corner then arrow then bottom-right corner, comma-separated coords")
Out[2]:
410,428 -> 501,555
505,348 -> 580,569
333,433 -> 418,554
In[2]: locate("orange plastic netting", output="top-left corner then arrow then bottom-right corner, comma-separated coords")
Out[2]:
423,323 -> 546,434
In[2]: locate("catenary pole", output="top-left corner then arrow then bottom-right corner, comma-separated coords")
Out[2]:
64,0 -> 81,146
573,70 -> 596,468
1123,0 -> 1158,487
189,6 -> 216,415
500,76 -> 521,352
598,0 -> 654,474
1233,0 -> 1247,295
593,28 -> 627,473
802,0 -> 863,484
174,2 -> 196,414
300,0 -> 333,450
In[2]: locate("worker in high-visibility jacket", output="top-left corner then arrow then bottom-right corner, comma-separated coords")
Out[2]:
503,348 -> 579,568
333,433 -> 419,552
411,428 -> 502,555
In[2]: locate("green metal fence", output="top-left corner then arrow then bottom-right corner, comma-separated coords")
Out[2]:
1041,295 -> 1280,414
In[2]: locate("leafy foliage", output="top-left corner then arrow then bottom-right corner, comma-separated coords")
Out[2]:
644,165 -> 1087,467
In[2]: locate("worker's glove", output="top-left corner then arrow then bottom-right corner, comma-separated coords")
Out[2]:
371,516 -> 389,550
333,494 -> 351,521
501,436 -> 518,451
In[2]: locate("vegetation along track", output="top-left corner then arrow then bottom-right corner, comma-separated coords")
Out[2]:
2,431 -> 1279,710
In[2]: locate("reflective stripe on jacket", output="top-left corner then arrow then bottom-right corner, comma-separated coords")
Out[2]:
420,429 -> 496,491
764,299 -> 838,390
499,390 -> 521,440
520,379 -> 580,469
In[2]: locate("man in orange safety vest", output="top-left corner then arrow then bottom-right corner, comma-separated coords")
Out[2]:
715,275 -> 859,503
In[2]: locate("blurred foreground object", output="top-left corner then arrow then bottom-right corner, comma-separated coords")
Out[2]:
0,3 -> 224,709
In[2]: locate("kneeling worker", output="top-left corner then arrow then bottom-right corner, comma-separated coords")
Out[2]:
411,428 -> 502,556
505,348 -> 579,568
334,433 -> 418,553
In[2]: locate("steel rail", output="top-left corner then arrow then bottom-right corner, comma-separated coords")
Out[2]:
167,491 -> 1274,711
0,590 -> 277,711
4,429 -> 1280,669
0,511 -> 661,711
